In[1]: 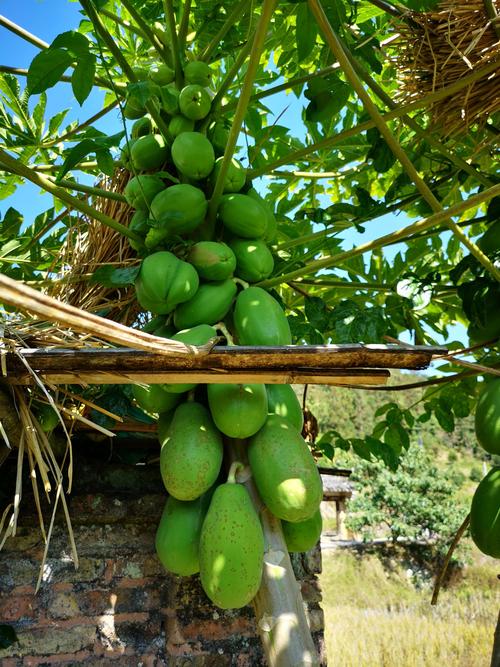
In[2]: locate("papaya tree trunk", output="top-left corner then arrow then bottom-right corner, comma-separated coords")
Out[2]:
491,609 -> 500,667
227,439 -> 321,667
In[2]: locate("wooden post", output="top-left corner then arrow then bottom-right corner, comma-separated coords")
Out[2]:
228,440 -> 321,667
336,498 -> 347,539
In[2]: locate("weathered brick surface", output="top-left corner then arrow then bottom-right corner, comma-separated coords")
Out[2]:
0,449 -> 326,665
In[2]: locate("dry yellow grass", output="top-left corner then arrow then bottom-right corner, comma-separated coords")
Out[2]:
320,549 -> 499,667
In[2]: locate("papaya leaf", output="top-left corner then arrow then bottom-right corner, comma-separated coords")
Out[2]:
89,264 -> 140,287
296,5 -> 317,62
71,55 -> 96,105
27,48 -> 74,95
52,30 -> 91,57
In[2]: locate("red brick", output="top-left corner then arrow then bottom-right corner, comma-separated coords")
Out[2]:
0,595 -> 38,622
180,617 -> 255,642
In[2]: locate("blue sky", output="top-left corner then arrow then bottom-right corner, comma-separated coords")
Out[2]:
0,0 -> 467,352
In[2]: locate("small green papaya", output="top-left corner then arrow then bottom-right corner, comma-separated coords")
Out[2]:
211,157 -> 246,193
229,238 -> 274,282
160,402 -> 223,500
184,61 -> 212,87
282,508 -> 322,552
168,114 -> 195,138
174,279 -> 237,329
150,63 -> 175,86
207,383 -> 268,438
470,467 -> 500,558
124,174 -> 164,211
179,84 -> 211,120
266,384 -> 303,432
135,251 -> 199,314
150,183 -> 207,236
248,414 -> 323,522
128,210 -> 149,251
199,475 -> 264,608
187,241 -> 236,281
130,134 -> 169,171
247,188 -> 277,243
155,491 -> 212,576
475,379 -> 500,455
131,116 -> 153,139
162,324 -> 217,393
171,132 -> 215,180
218,194 -> 267,238
132,384 -> 181,415
35,404 -> 59,433
234,287 -> 292,345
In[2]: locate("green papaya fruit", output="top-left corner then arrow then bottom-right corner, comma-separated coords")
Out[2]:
212,157 -> 246,193
130,134 -> 169,171
155,491 -> 212,575
199,476 -> 264,608
128,210 -> 149,251
247,188 -> 277,243
162,324 -> 217,393
150,63 -> 175,86
150,183 -> 207,236
234,287 -> 292,345
207,383 -> 268,438
131,116 -> 153,139
208,120 -> 230,155
229,238 -> 274,282
282,508 -> 322,552
132,384 -> 181,415
35,404 -> 59,433
218,194 -> 267,238
187,241 -> 236,281
184,61 -> 212,87
158,408 -> 176,445
168,114 -> 195,138
174,279 -> 237,329
266,384 -> 303,432
160,402 -> 223,500
179,84 -> 211,120
248,414 -> 323,522
470,467 -> 500,558
171,132 -> 215,180
135,251 -> 199,315
124,174 -> 164,211
475,379 -> 500,455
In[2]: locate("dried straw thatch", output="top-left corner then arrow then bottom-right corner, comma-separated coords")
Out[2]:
394,0 -> 500,135
46,169 -> 140,326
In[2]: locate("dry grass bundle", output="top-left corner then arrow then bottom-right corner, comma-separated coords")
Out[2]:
394,0 -> 500,135
46,169 -> 141,326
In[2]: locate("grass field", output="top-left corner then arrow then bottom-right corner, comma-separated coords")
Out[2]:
319,548 -> 499,667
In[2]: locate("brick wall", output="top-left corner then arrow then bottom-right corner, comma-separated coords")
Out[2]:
0,440 -> 326,666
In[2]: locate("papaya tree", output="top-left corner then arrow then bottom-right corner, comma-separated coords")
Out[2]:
0,0 -> 499,647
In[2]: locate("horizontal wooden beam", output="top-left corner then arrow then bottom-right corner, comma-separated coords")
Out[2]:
5,343 -> 445,376
9,368 -> 390,387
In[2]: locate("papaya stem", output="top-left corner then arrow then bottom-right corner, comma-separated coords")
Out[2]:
79,0 -> 170,138
119,0 -> 172,65
233,277 -> 249,290
0,148 -> 141,244
227,461 -> 245,484
215,321 -> 235,346
0,14 -> 49,49
178,0 -> 192,53
42,101 -> 120,148
47,177 -> 128,203
199,0 -> 250,62
99,6 -> 148,39
208,0 -> 279,225
163,0 -> 183,87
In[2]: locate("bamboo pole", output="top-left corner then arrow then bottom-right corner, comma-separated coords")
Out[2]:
228,440 -> 321,667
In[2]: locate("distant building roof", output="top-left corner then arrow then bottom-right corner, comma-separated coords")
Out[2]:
320,468 -> 353,498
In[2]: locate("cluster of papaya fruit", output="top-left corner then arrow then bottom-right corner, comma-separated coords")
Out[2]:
470,378 -> 500,560
118,59 -> 324,609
